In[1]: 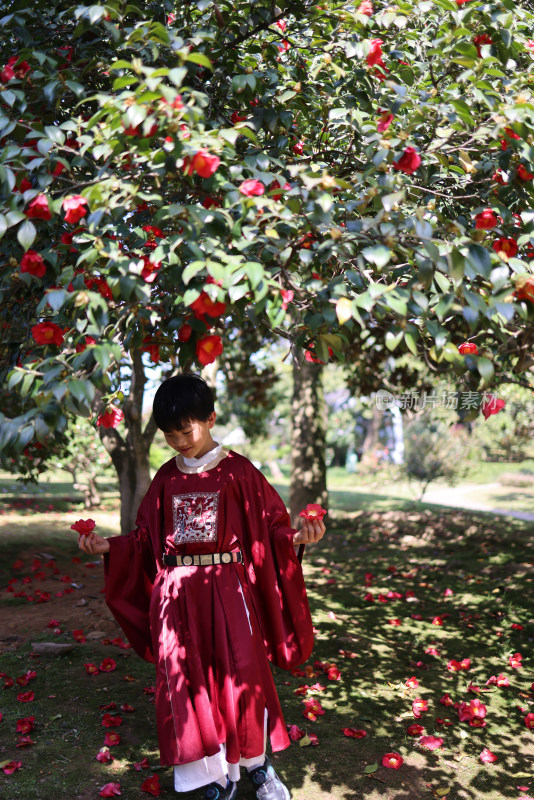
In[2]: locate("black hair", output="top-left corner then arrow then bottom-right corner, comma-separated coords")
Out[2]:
152,374 -> 215,432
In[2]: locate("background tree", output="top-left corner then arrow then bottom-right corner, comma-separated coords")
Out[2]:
1,0 -> 534,530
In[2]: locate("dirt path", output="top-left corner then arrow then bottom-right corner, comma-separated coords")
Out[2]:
421,482 -> 534,521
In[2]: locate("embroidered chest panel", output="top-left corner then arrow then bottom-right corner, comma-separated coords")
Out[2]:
172,492 -> 220,544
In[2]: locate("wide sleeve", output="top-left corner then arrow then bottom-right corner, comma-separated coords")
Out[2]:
236,463 -> 314,670
103,480 -> 162,663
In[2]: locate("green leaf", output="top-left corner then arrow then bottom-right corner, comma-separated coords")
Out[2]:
17,219 -> 36,250
182,261 -> 206,285
362,245 -> 390,268
364,763 -> 378,774
477,356 -> 494,385
186,52 -> 213,70
385,329 -> 403,351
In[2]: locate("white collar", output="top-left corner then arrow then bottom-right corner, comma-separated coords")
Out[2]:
183,443 -> 222,468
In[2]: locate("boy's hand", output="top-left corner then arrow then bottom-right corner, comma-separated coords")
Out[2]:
293,517 -> 325,545
78,532 -> 110,555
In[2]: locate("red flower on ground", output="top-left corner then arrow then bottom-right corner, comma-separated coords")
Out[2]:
183,150 -> 220,178
480,748 -> 498,763
73,629 -> 86,642
412,698 -> 428,718
102,714 -> 123,727
20,250 -> 46,277
25,195 -> 52,220
458,342 -> 478,355
419,735 -> 443,750
524,713 -> 534,729
2,761 -> 22,775
393,147 -> 421,175
84,663 -> 100,676
97,408 -> 125,429
141,775 -> 161,796
342,728 -> 367,738
100,658 -> 117,673
104,732 -> 121,746
62,196 -> 89,224
481,395 -> 506,420
299,504 -> 327,521
16,716 -> 35,733
493,237 -> 518,259
382,752 -> 403,769
509,652 -> 523,668
196,335 -> 223,366
99,783 -> 121,797
32,321 -> 64,346
96,747 -> 113,763
288,724 -> 305,741
71,519 -> 96,534
17,691 -> 34,702
407,724 -> 424,736
16,735 -> 35,748
239,179 -> 265,196
475,208 -> 498,229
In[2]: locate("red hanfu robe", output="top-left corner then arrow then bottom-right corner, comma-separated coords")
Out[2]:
103,450 -> 314,767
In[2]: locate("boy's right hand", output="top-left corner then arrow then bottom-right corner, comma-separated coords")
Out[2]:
78,532 -> 110,555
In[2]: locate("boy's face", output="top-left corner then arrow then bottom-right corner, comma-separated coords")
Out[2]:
163,412 -> 217,459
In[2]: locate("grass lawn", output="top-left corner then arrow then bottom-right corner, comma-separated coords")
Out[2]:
1,483 -> 533,800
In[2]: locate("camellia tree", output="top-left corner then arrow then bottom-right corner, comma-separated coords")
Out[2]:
1,0 -> 534,531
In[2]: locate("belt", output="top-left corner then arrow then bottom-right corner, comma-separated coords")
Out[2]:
163,551 -> 243,567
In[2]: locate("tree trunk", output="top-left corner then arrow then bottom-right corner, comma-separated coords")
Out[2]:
99,350 -> 159,536
289,358 -> 327,525
359,407 -> 384,468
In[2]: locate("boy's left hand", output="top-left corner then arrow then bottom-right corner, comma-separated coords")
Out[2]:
293,517 -> 326,545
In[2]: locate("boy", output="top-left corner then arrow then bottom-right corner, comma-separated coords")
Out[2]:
78,374 -> 325,800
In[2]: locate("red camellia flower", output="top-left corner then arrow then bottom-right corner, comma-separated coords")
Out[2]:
71,519 -> 96,534
239,179 -> 265,196
473,34 -> 493,56
99,783 -> 121,797
183,149 -> 220,178
513,276 -> 534,303
481,395 -> 506,421
85,663 -> 100,676
419,735 -> 443,750
377,111 -> 394,132
230,110 -> 247,124
292,141 -> 304,155
190,292 -> 226,319
493,237 -> 518,259
102,713 -> 123,727
475,208 -> 498,229
31,321 -> 65,346
2,761 -> 22,775
288,724 -> 305,741
178,323 -> 192,342
382,752 -> 403,769
7,56 -> 30,78
62,195 -> 89,224
96,747 -> 113,763
367,38 -> 385,67
407,724 -> 424,736
16,716 -> 35,733
270,180 -> 291,200
141,775 -> 161,796
1,64 -> 14,82
196,334 -> 223,366
509,652 -> 523,669
412,698 -> 428,718
480,748 -> 498,763
405,676 -> 419,689
21,250 -> 46,278
358,0 -> 373,15
97,408 -> 125,429
342,728 -> 367,738
517,163 -> 534,181
524,713 -> 534,729
299,503 -> 327,521
393,147 -> 421,175
25,194 -> 52,220
468,699 -> 487,720
17,691 -> 34,702
142,337 -> 160,364
100,658 -> 117,673
458,342 -> 478,355
104,731 -> 121,746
